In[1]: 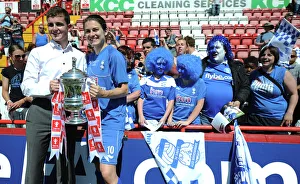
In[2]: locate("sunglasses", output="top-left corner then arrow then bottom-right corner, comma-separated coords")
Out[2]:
291,55 -> 297,58
14,54 -> 26,59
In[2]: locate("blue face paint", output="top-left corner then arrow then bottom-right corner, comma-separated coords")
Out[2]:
177,65 -> 189,79
154,58 -> 167,76
208,41 -> 226,64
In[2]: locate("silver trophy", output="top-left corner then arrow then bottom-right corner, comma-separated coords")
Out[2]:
60,57 -> 87,125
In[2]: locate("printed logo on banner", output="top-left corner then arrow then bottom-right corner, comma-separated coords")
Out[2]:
88,139 -> 96,151
31,0 -> 40,10
51,120 -> 62,132
92,100 -> 99,111
82,91 -> 91,104
53,103 -> 60,116
51,137 -> 60,149
95,142 -> 105,152
90,125 -> 100,137
81,0 -> 90,9
86,109 -> 96,121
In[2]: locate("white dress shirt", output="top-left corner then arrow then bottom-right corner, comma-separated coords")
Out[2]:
21,40 -> 87,97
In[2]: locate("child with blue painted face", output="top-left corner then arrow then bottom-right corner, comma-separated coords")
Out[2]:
137,47 -> 176,126
200,35 -> 250,124
167,54 -> 206,127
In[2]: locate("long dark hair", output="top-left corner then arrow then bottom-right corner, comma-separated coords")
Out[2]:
83,14 -> 107,32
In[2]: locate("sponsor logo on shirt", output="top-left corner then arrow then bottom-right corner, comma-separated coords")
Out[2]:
150,87 -> 163,96
251,79 -> 274,93
176,95 -> 192,104
204,73 -> 232,81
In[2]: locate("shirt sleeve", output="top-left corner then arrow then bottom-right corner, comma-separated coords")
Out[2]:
21,49 -> 51,97
110,50 -> 128,86
130,71 -> 141,93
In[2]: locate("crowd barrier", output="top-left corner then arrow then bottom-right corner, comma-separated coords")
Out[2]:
1,121 -> 300,184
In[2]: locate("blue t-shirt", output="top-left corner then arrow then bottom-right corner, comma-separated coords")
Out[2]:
202,63 -> 233,118
140,75 -> 176,120
0,14 -> 13,27
255,31 -> 274,43
87,45 -> 128,130
35,33 -> 48,47
249,66 -> 287,120
127,69 -> 141,122
173,78 -> 206,125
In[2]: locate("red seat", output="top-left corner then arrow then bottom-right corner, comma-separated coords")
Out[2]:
242,8 -> 253,17
272,8 -> 282,17
269,16 -> 280,25
262,8 -> 272,17
223,24 -> 234,35
252,8 -> 262,17
137,34 -> 149,45
139,25 -> 149,35
234,24 -> 245,34
107,12 -> 116,19
201,24 -> 213,35
248,16 -> 259,25
206,34 -> 214,44
119,26 -> 129,36
241,33 -> 253,46
112,18 -> 122,27
170,25 -> 181,35
236,47 -> 249,59
122,18 -> 131,27
135,45 -> 143,52
128,26 -> 139,36
213,24 -> 223,35
259,16 -> 270,25
116,12 -> 124,19
291,16 -> 300,25
245,24 -> 256,34
124,11 -> 134,18
249,45 -> 259,58
256,24 -> 265,34
229,34 -> 241,45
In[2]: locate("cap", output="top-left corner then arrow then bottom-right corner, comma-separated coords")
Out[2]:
262,22 -> 274,29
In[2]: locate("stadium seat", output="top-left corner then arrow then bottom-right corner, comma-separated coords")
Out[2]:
179,18 -> 189,26
248,16 -> 259,25
256,24 -> 265,34
191,26 -> 202,36
252,33 -> 259,41
149,26 -> 159,36
187,10 -> 197,18
160,13 -> 169,19
245,24 -> 256,34
189,18 -> 199,26
169,10 -> 178,18
139,25 -> 149,35
131,19 -> 140,26
137,34 -> 148,45
213,24 -> 223,35
242,8 -> 253,17
206,34 -> 214,44
236,46 -> 249,60
107,12 -> 116,19
171,25 -> 181,35
269,16 -> 280,25
141,12 -> 150,19
292,16 -> 300,25
195,34 -> 206,46
120,26 -> 129,36
209,17 -> 219,25
262,8 -> 272,17
281,9 -> 289,17
234,9 -> 243,17
112,18 -> 122,27
126,35 -> 137,46
271,8 -> 282,17
201,24 -> 213,35
249,45 -> 259,58
234,24 -> 245,34
259,16 -> 270,25
160,18 -> 170,26
222,10 -> 234,17
223,24 -> 234,35
241,33 -> 253,46
151,12 -> 159,19
135,45 -> 143,52
178,10 -> 187,18
169,18 -> 179,26
150,19 -> 160,26
219,17 -> 229,25
252,8 -> 262,17
229,17 -> 239,25
128,26 -> 139,36
181,26 -> 191,37
229,34 -> 241,45
239,16 -> 249,25
141,19 -> 150,26
122,18 -> 131,27
199,17 -> 209,25
124,11 -> 134,18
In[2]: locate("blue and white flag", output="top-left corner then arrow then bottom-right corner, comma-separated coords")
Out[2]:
125,107 -> 135,130
154,29 -> 160,46
142,131 -> 206,183
230,121 -> 259,184
267,18 -> 300,66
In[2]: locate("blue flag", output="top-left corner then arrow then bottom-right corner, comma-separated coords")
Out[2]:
267,18 -> 300,66
230,121 -> 259,184
154,29 -> 160,46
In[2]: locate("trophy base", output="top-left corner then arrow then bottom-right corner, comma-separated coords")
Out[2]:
65,112 -> 86,125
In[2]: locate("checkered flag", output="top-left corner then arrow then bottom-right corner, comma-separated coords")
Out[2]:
267,18 -> 300,66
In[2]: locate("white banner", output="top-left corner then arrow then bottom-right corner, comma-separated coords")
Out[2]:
31,0 -> 41,10
0,2 -> 18,13
142,131 -> 206,183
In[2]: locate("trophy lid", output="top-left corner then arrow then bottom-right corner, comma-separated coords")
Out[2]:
61,57 -> 87,80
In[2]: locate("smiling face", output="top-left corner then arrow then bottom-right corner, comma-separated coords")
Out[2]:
11,49 -> 25,67
154,58 -> 167,77
260,48 -> 275,69
84,20 -> 106,50
47,15 -> 70,48
208,41 -> 226,64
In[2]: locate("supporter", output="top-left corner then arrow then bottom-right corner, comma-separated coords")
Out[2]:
84,14 -> 128,184
0,27 -> 12,57
200,35 -> 250,124
142,37 -> 156,57
32,23 -> 50,47
210,0 -> 222,16
105,30 -> 120,48
21,7 -> 87,183
137,47 -> 175,126
109,27 -> 124,44
254,22 -> 274,49
117,45 -> 141,129
184,36 -> 206,59
175,38 -> 187,56
244,46 -> 298,131
167,54 -> 206,127
275,12 -> 293,32
72,0 -> 80,15
164,27 -> 177,56
1,45 -> 31,125
0,7 -> 14,27
68,28 -> 80,48
6,18 -> 25,48
286,0 -> 296,12
288,49 -> 300,126
42,0 -> 51,12
244,56 -> 259,76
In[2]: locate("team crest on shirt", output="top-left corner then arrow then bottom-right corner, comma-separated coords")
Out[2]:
128,74 -> 132,79
100,60 -> 105,70
192,88 -> 196,95
224,68 -> 231,74
160,81 -> 167,87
